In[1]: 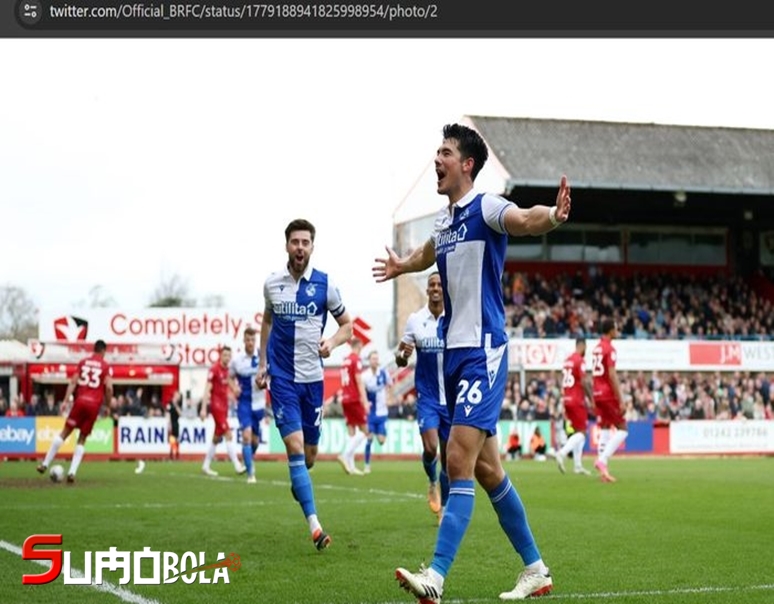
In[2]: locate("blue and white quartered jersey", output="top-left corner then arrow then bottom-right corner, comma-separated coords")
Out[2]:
401,305 -> 445,406
263,264 -> 346,383
430,190 -> 511,350
363,367 -> 391,419
229,351 -> 266,411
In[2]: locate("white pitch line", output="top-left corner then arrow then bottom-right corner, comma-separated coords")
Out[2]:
2,470 -> 425,509
0,539 -> 163,604
342,582 -> 774,604
162,470 -> 427,500
538,583 -> 774,599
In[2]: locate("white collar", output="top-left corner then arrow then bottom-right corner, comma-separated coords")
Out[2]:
446,188 -> 479,215
283,263 -> 315,282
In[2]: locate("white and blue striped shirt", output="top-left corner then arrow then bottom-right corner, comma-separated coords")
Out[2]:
229,351 -> 266,411
431,189 -> 512,349
401,305 -> 445,406
263,264 -> 346,383
364,367 -> 391,419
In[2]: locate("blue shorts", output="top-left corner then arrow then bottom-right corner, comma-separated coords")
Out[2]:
367,415 -> 388,437
237,403 -> 266,442
443,344 -> 508,437
416,396 -> 451,443
268,377 -> 324,446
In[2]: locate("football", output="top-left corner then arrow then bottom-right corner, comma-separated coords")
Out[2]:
49,464 -> 65,483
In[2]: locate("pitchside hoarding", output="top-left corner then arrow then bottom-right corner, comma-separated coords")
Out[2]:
35,417 -> 75,454
586,421 -> 653,453
509,338 -> 774,372
2,417 -> 772,456
0,417 -> 36,454
670,420 -> 774,454
115,417 -> 551,456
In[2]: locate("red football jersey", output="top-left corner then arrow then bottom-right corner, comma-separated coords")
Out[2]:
207,362 -> 231,413
591,336 -> 617,400
73,354 -> 111,407
340,352 -> 363,404
562,351 -> 587,407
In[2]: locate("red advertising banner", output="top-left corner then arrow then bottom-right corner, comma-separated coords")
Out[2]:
688,342 -> 742,366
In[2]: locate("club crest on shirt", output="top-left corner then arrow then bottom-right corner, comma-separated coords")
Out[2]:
305,283 -> 316,297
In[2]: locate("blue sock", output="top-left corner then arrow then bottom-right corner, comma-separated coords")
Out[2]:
489,476 -> 541,565
288,453 -> 316,518
439,467 -> 450,507
242,444 -> 254,476
422,454 -> 438,483
365,439 -> 372,465
430,479 -> 475,578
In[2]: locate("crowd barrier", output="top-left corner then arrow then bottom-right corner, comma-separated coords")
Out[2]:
1,416 -> 772,459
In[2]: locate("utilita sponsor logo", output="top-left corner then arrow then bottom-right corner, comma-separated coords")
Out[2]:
22,535 -> 241,585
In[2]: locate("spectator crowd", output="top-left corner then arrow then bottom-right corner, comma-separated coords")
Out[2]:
3,270 -> 772,426
501,369 -> 772,425
503,269 -> 774,340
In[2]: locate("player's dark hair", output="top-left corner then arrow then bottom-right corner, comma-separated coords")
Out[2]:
285,218 -> 316,243
94,339 -> 107,353
221,345 -> 232,353
442,123 -> 489,181
244,326 -> 257,337
575,337 -> 586,346
600,319 -> 616,335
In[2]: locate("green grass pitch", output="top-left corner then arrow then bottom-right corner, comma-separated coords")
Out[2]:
1,456 -> 772,604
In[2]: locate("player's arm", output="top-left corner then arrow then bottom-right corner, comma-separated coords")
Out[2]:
228,359 -> 241,398
373,239 -> 436,283
355,369 -> 369,412
103,374 -> 114,407
608,364 -> 624,409
395,320 -> 416,367
319,310 -> 353,359
62,368 -> 79,405
582,374 -> 594,411
201,381 -> 212,420
395,341 -> 415,367
502,175 -> 571,236
228,376 -> 240,398
257,303 -> 273,389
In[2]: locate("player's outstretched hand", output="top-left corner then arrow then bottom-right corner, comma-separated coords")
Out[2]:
256,368 -> 268,390
372,246 -> 400,283
554,174 -> 571,223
